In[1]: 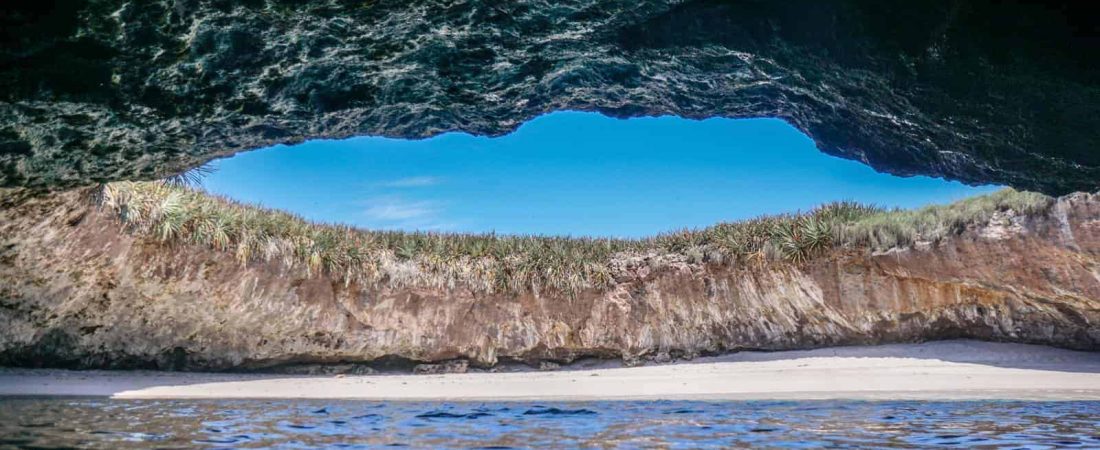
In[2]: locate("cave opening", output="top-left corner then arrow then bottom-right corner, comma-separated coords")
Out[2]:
190,112 -> 998,238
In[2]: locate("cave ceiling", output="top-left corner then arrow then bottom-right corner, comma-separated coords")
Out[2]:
1,0 -> 1097,193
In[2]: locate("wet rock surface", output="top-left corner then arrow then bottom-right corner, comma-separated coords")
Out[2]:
0,188 -> 1097,371
2,1 -> 1098,193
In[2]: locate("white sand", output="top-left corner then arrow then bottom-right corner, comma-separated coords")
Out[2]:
2,341 -> 1099,401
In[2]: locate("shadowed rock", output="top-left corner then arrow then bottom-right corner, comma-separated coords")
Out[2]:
1,1 -> 1097,193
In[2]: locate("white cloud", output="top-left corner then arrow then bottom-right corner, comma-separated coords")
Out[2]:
364,198 -> 437,221
361,196 -> 456,231
378,176 -> 441,188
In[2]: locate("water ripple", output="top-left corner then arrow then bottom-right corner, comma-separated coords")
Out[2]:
1,398 -> 1097,448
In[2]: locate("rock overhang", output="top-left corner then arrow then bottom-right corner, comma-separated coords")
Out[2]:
1,0 -> 1097,193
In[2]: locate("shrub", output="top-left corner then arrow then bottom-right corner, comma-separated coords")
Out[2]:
96,182 -> 1053,295
838,189 -> 1054,250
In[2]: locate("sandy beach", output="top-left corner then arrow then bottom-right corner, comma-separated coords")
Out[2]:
2,341 -> 1098,401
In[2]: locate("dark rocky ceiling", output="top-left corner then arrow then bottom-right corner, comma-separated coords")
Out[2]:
1,0 -> 1097,193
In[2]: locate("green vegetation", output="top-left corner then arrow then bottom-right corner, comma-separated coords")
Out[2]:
161,163 -> 215,189
98,182 -> 1053,294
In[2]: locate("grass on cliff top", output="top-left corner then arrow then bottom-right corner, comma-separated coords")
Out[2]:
97,182 -> 1053,295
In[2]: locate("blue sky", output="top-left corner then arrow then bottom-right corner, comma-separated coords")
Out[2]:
201,112 -> 999,238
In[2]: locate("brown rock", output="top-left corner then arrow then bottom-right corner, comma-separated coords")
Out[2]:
414,360 -> 469,375
0,189 -> 1097,371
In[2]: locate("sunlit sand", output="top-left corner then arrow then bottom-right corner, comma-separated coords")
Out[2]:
3,341 -> 1098,401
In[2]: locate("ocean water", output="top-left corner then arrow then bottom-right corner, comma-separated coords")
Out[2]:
1,398 -> 1097,448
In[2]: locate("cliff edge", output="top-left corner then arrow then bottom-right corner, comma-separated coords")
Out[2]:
1,187 -> 1097,371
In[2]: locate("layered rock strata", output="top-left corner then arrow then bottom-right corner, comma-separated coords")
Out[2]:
1,188 -> 1097,371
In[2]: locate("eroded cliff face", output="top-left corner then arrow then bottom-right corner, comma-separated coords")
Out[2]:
1,188 -> 1097,371
2,1 -> 1098,193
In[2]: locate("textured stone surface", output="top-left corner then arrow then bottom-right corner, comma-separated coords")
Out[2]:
1,188 -> 1097,371
2,1 -> 1098,193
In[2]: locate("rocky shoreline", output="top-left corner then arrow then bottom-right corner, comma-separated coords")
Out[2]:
0,188 -> 1098,372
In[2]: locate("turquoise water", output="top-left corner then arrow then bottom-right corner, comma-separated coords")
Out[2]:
1,398 -> 1097,448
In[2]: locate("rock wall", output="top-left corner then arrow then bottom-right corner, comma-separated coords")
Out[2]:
1,188 -> 1097,371
2,1 -> 1098,193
